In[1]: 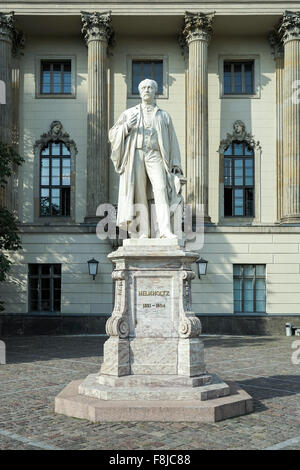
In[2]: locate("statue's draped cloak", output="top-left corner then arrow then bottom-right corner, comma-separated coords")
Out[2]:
109,104 -> 183,230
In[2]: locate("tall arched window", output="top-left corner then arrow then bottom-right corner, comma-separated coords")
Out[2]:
219,120 -> 261,223
40,141 -> 71,216
34,121 -> 77,222
224,141 -> 254,217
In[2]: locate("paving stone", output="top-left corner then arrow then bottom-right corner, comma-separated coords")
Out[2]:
0,335 -> 299,450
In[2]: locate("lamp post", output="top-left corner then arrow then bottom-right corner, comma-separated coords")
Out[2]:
87,258 -> 99,280
196,257 -> 208,279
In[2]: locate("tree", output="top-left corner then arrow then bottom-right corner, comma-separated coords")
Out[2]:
0,141 -> 24,311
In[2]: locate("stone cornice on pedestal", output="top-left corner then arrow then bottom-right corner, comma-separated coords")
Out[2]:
268,29 -> 284,59
181,11 -> 215,45
278,10 -> 300,44
81,10 -> 114,45
0,11 -> 25,54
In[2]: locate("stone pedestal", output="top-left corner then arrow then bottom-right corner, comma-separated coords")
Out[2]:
55,239 -> 253,422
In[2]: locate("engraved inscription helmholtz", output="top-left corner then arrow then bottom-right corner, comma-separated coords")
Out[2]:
138,290 -> 170,309
133,276 -> 173,332
137,286 -> 171,314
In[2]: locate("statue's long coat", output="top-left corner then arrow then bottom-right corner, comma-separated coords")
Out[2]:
109,104 -> 183,230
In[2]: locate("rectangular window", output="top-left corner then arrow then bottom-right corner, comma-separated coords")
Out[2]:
28,264 -> 61,312
233,265 -> 266,313
132,60 -> 163,95
40,60 -> 72,95
224,61 -> 254,95
224,142 -> 254,217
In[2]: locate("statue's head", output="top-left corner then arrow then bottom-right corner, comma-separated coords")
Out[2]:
138,79 -> 158,103
50,120 -> 63,137
233,120 -> 245,136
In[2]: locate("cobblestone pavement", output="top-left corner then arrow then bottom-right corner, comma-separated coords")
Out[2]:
0,334 -> 299,450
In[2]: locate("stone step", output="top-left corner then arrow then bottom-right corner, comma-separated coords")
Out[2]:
79,373 -> 231,402
98,373 -> 213,388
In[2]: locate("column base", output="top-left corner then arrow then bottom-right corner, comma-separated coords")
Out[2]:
280,215 -> 300,224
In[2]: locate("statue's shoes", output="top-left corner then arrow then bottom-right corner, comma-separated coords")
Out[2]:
160,233 -> 177,239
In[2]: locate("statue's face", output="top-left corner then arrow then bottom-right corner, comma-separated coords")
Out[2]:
52,123 -> 61,135
139,81 -> 156,102
234,123 -> 243,134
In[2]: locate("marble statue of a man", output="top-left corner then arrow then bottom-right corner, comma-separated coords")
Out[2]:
109,79 -> 183,238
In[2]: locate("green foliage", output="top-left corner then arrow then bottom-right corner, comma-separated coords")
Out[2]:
0,141 -> 24,187
0,141 -> 24,311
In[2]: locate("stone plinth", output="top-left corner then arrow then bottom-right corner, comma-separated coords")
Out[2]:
55,239 -> 253,422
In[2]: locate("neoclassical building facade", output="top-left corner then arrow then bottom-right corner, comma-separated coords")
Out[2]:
1,1 -> 300,335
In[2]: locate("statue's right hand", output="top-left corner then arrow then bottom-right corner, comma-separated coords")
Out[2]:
127,113 -> 138,130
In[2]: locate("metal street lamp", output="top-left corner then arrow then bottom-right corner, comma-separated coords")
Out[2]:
87,258 -> 99,280
195,257 -> 208,279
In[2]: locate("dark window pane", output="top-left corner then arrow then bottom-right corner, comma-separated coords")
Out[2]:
224,188 -> 232,216
41,264 -> 51,275
41,177 -> 49,186
30,301 -> 39,312
256,265 -> 265,276
61,188 -> 70,216
224,158 -> 232,186
224,145 -> 232,156
41,147 -> 50,156
234,63 -> 242,93
132,62 -> 140,94
233,265 -> 242,276
51,145 -> 61,157
233,143 -> 243,155
224,62 -> 232,94
63,71 -> 72,93
53,265 -> 61,275
245,62 -> 254,93
29,264 -> 39,275
29,288 -> 38,301
154,62 -> 163,94
143,62 -> 152,78
234,160 -> 243,186
245,188 -> 254,216
62,145 -> 70,156
245,146 -> 254,156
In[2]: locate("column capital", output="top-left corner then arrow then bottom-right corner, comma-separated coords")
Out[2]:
268,30 -> 284,59
0,12 -> 25,55
0,11 -> 15,44
81,11 -> 114,45
181,11 -> 215,44
278,10 -> 300,44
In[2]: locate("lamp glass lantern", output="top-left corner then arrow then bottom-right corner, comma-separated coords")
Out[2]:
87,258 -> 99,280
196,257 -> 208,279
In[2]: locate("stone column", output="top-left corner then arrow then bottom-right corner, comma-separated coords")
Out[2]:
181,12 -> 214,223
269,30 -> 284,222
81,11 -> 113,221
278,11 -> 300,222
0,12 -> 23,210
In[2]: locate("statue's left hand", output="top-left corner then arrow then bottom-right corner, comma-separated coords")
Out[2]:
171,166 -> 182,175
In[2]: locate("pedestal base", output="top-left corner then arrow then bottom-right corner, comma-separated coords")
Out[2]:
54,239 -> 253,423
55,379 -> 253,423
